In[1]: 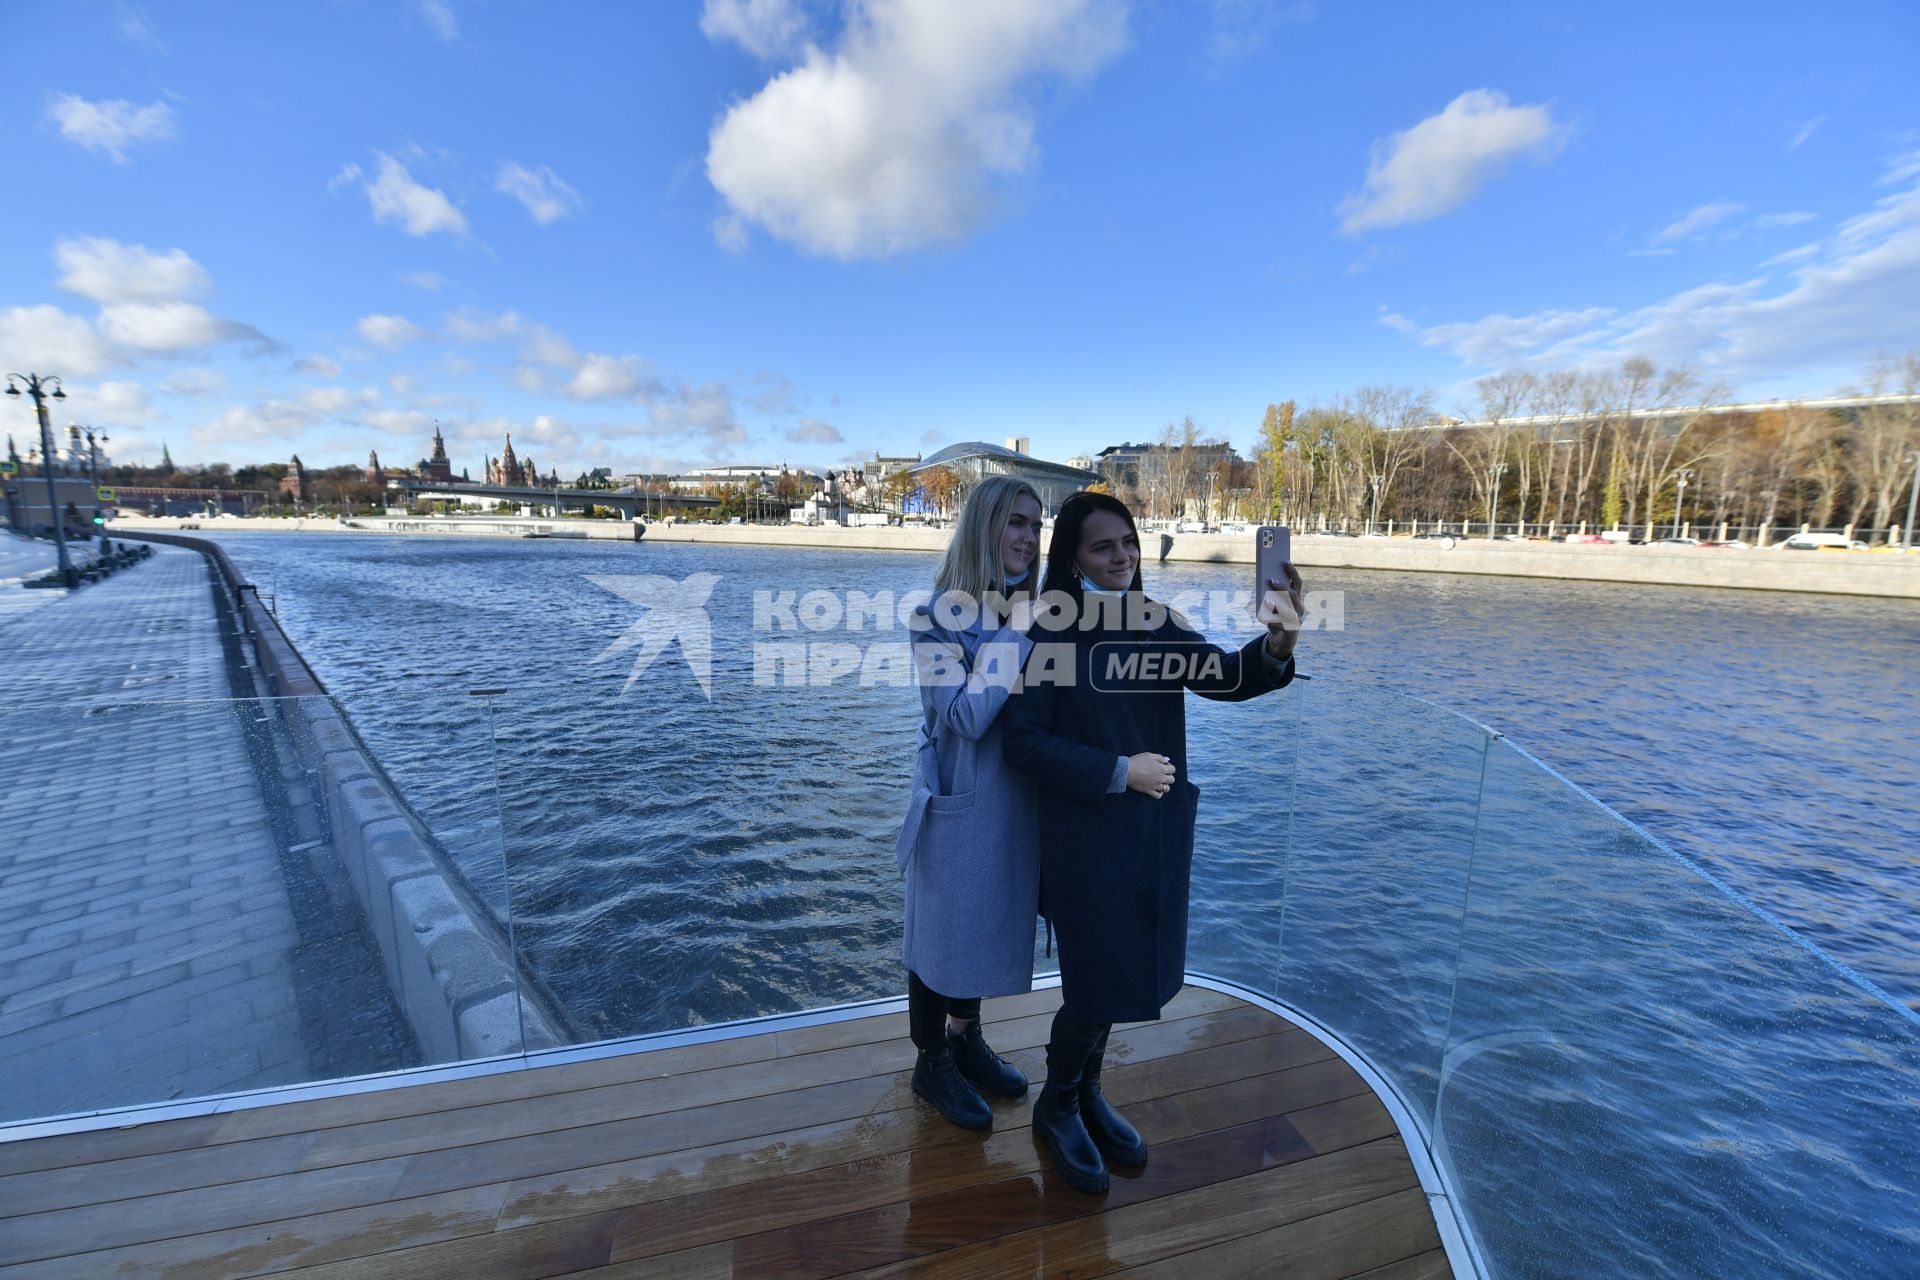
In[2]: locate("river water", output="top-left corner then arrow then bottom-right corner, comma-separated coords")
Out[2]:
207,530 -> 1920,1278
215,531 -> 1920,1017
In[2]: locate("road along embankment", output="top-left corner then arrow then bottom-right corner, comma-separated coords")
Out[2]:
111,515 -> 1920,598
118,529 -> 575,1060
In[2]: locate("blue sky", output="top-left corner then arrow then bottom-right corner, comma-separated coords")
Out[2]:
3,1 -> 1916,478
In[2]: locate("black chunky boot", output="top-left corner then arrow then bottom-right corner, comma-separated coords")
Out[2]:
1079,1033 -> 1147,1166
1033,1078 -> 1109,1195
911,1047 -> 992,1130
948,1021 -> 1029,1098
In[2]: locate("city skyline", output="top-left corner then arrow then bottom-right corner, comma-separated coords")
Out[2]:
2,2 -> 1916,477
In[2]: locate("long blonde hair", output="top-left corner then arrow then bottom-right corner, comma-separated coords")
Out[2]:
933,475 -> 1042,610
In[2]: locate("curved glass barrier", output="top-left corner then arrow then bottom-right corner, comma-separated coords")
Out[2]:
5,672 -> 1917,1280
0,692 -> 530,1126
1184,677 -> 1920,1280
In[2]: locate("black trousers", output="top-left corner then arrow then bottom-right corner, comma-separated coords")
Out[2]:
907,970 -> 983,1054
1044,1007 -> 1111,1087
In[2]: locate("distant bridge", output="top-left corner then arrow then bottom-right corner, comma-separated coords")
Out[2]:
385,478 -> 718,517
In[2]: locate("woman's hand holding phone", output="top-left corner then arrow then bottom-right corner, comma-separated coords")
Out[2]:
1127,752 -> 1177,799
1259,562 -> 1305,661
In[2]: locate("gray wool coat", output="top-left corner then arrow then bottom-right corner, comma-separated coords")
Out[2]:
894,594 -> 1041,998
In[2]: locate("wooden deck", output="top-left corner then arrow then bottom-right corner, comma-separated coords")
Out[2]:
0,985 -> 1451,1279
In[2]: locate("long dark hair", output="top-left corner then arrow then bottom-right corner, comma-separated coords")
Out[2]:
1043,490 -> 1145,595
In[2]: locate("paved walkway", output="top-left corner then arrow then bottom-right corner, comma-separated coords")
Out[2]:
0,546 -> 317,1122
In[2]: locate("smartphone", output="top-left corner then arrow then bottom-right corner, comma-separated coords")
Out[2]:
1254,525 -> 1294,624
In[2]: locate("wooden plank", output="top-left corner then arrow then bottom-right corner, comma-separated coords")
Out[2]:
4,1007 -> 1296,1266
1117,1187 -> 1443,1280
548,1241 -> 735,1279
1,1043 -> 878,1219
865,1000 -> 1280,1075
245,1209 -> 626,1280
1345,1248 -> 1454,1279
601,1046 -> 1357,1263
0,1113 -> 229,1179
725,1113 -> 1317,1279
0,1151 -> 414,1268
214,1033 -> 777,1144
854,1136 -> 1420,1280
510,1033 -> 1338,1238
0,1184 -> 511,1280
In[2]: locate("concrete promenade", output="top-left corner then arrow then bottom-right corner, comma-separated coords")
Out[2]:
0,544 -> 395,1123
111,514 -> 1920,599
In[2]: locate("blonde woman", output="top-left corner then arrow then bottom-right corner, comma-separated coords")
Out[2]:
894,475 -> 1045,1129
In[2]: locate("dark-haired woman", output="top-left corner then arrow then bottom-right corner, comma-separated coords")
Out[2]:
1002,491 -> 1302,1194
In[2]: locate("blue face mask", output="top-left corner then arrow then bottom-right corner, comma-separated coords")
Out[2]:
1080,578 -> 1127,597
1004,567 -> 1030,586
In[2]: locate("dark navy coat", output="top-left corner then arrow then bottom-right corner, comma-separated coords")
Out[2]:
1002,594 -> 1294,1023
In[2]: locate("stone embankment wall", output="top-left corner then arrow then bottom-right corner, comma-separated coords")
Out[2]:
118,529 -> 570,1061
112,515 -> 1920,598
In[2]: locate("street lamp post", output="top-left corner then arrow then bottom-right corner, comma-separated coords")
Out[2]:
1487,463 -> 1509,538
1672,468 -> 1693,539
74,425 -> 109,548
6,373 -> 76,587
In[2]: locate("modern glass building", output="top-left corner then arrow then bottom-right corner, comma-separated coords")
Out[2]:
906,440 -> 1099,513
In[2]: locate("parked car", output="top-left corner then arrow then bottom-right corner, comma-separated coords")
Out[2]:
1777,532 -> 1866,550
1698,539 -> 1751,549
1653,536 -> 1701,546
1560,533 -> 1608,544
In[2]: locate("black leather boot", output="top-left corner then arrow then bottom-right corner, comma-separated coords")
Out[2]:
911,1047 -> 992,1130
1079,1036 -> 1147,1166
1032,1078 -> 1109,1194
948,1021 -> 1030,1098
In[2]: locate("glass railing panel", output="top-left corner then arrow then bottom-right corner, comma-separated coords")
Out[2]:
479,672 -> 925,1042
1439,736 -> 1920,1279
1195,677 -> 1492,1137
0,693 -> 505,1126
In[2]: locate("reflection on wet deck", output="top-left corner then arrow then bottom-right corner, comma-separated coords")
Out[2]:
0,986 -> 1450,1278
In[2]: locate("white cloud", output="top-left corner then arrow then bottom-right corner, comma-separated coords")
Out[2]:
1391,158 -> 1920,388
68,380 -> 153,426
1789,116 -> 1825,150
295,354 -> 343,376
444,306 -> 524,342
1626,247 -> 1677,258
565,353 -> 657,401
389,373 -> 417,397
403,270 -> 446,291
45,92 -> 176,162
523,324 -> 581,367
339,152 -> 469,237
443,354 -> 475,376
194,385 -> 378,447
705,0 -> 1128,258
1408,307 -> 1614,368
55,236 -> 209,303
650,382 -> 747,445
420,0 -> 458,42
495,161 -> 584,224
1337,89 -> 1567,234
96,301 -> 226,352
1376,308 -> 1416,333
1654,201 -> 1743,244
116,4 -> 169,54
1753,211 -> 1815,229
1760,242 -> 1820,268
787,416 -> 843,444
357,314 -> 425,349
160,368 -> 223,396
701,0 -> 811,61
